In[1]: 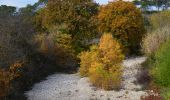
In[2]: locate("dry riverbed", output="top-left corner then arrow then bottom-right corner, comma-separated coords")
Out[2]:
25,57 -> 150,100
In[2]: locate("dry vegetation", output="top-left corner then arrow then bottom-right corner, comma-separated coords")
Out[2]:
79,33 -> 124,90
2,0 -> 170,100
142,10 -> 170,100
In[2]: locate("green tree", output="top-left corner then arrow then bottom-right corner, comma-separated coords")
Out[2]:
0,5 -> 16,17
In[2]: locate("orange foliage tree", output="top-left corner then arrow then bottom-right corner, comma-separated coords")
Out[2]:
98,0 -> 145,54
79,33 -> 124,90
0,62 -> 23,97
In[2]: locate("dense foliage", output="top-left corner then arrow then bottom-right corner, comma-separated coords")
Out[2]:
34,30 -> 77,69
98,1 -> 145,55
142,8 -> 170,100
0,4 -> 78,99
151,40 -> 170,87
35,0 -> 99,53
2,0 -> 167,99
79,33 -> 124,90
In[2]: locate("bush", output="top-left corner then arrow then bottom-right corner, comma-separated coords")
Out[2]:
0,62 -> 23,97
164,93 -> 170,100
98,1 -> 145,55
79,33 -> 124,90
89,62 -> 122,90
142,27 -> 170,56
35,0 -> 99,53
150,11 -> 170,30
34,30 -> 77,69
161,88 -> 170,100
78,45 -> 98,76
151,39 -> 170,87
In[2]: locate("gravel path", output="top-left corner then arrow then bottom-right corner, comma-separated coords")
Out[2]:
25,57 -> 148,100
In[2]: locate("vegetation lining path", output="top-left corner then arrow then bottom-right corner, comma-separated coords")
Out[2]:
25,57 -> 148,100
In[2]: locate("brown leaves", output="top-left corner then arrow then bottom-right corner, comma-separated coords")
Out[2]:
0,62 -> 23,97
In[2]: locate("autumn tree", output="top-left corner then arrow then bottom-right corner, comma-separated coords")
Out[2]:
98,1 -> 145,55
35,0 -> 99,53
79,33 -> 124,90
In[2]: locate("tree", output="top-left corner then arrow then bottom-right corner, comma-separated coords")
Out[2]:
0,5 -> 16,17
98,1 -> 145,55
0,5 -> 36,68
35,0 -> 99,53
79,33 -> 124,90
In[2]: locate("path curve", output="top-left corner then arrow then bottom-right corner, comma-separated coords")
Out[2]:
25,57 -> 148,100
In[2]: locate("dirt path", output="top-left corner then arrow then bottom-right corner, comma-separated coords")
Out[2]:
25,57 -> 148,100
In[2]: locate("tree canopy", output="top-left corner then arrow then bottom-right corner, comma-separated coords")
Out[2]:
98,1 -> 145,54
35,0 -> 99,53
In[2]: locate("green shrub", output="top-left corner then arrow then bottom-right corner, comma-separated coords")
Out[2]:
79,33 -> 124,90
142,27 -> 170,57
151,39 -> 170,87
161,88 -> 170,100
164,92 -> 170,100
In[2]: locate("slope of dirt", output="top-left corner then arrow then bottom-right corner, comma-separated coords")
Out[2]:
25,57 -> 148,100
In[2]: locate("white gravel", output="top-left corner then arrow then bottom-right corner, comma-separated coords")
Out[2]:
25,57 -> 148,100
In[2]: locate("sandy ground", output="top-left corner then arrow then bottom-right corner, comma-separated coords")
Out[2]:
25,57 -> 148,100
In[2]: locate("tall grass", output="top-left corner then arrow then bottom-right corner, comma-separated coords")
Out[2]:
142,27 -> 170,56
151,39 -> 170,87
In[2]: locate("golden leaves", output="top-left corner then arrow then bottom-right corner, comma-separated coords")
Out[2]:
98,0 -> 145,54
79,33 -> 124,90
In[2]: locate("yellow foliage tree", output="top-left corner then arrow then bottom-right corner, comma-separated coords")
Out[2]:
79,33 -> 124,90
79,45 -> 98,76
98,1 -> 145,54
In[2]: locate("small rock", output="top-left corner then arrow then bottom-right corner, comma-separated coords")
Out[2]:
92,87 -> 97,91
100,95 -> 104,97
67,91 -> 71,95
91,94 -> 95,96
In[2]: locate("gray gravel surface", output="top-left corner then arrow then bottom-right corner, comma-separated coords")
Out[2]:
25,57 -> 148,100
